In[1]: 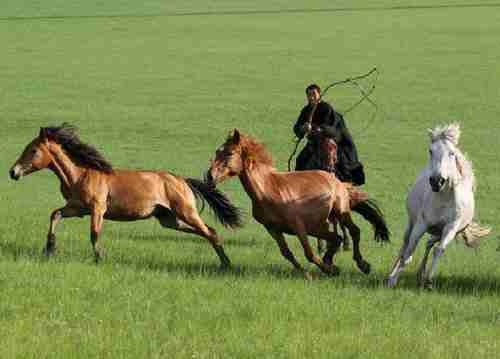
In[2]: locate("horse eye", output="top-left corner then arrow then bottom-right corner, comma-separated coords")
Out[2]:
449,152 -> 455,157
31,149 -> 37,154
428,150 -> 432,156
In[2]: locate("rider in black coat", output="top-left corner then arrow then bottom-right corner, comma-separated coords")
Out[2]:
293,84 -> 365,186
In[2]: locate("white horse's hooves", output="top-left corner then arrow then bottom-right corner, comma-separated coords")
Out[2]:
303,272 -> 313,281
384,277 -> 398,288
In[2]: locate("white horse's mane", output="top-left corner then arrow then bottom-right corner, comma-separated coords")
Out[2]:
456,150 -> 476,191
428,123 -> 461,145
428,123 -> 476,191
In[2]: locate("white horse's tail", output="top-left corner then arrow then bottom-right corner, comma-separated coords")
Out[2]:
460,222 -> 492,248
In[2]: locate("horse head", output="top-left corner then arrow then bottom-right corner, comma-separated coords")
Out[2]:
319,136 -> 338,172
207,129 -> 274,186
9,128 -> 55,180
427,123 -> 465,192
206,129 -> 245,186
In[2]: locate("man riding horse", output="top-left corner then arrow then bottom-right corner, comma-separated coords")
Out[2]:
293,83 -> 365,186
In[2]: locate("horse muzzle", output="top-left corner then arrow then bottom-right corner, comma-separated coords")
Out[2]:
429,175 -> 445,192
9,168 -> 20,181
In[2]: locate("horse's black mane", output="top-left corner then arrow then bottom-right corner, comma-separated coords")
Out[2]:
42,123 -> 113,173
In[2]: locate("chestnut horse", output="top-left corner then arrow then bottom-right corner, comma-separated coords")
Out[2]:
9,124 -> 242,267
207,129 -> 389,277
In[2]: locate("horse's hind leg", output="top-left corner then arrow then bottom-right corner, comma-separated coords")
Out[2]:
340,213 -> 370,274
317,230 -> 342,275
423,224 -> 460,289
317,238 -> 325,255
327,212 -> 349,251
340,223 -> 350,251
158,206 -> 231,268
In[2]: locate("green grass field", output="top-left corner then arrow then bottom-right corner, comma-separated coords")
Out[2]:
1,1 -> 500,358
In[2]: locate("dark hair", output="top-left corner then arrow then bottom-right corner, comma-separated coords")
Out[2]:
40,123 -> 113,173
305,83 -> 321,94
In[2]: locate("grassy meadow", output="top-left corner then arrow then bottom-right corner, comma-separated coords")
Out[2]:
1,1 -> 500,357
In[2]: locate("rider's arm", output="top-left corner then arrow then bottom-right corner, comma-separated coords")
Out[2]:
293,107 -> 309,139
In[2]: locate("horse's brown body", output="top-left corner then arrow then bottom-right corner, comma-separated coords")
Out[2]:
207,130 -> 389,277
9,125 -> 241,266
242,169 -> 348,235
90,169 -> 192,221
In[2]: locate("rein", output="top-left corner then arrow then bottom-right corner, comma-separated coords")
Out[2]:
287,67 -> 379,171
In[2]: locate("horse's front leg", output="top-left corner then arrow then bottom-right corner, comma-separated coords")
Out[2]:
423,224 -> 460,289
265,227 -> 306,274
45,205 -> 84,256
90,203 -> 106,263
295,224 -> 337,275
416,235 -> 440,287
386,220 -> 427,288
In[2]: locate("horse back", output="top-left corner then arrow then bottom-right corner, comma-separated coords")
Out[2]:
250,169 -> 338,229
103,169 -> 191,219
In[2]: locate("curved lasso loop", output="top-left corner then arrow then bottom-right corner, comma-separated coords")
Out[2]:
321,67 -> 378,99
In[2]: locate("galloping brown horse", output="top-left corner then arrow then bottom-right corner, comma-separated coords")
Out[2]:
206,129 -> 389,277
9,124 -> 242,267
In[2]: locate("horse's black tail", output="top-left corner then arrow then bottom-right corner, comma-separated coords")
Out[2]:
186,178 -> 243,229
352,199 -> 390,242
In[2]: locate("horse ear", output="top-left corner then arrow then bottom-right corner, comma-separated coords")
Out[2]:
427,128 -> 436,142
39,127 -> 48,140
233,128 -> 241,144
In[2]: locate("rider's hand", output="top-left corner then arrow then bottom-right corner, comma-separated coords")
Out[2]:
311,126 -> 322,135
303,122 -> 312,134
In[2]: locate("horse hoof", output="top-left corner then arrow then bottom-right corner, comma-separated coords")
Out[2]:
384,277 -> 397,288
94,254 -> 103,264
330,265 -> 341,276
219,263 -> 231,271
323,264 -> 340,277
42,247 -> 56,257
322,254 -> 333,266
304,272 -> 314,281
423,280 -> 434,290
358,260 -> 371,275
416,274 -> 425,287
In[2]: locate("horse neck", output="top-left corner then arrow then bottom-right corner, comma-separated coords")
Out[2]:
238,162 -> 274,202
47,143 -> 86,189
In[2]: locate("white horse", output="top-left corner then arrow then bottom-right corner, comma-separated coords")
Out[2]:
386,123 -> 490,289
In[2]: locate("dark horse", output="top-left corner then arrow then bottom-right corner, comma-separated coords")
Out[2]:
207,129 -> 389,278
9,124 -> 242,267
